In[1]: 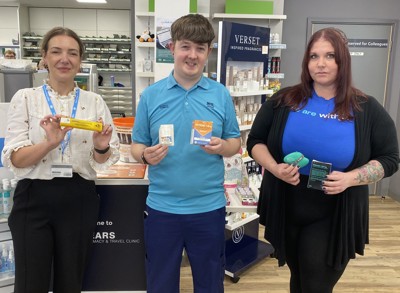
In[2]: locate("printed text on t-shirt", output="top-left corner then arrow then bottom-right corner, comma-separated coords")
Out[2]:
299,110 -> 339,120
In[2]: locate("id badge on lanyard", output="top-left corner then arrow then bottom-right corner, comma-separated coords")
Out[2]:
43,85 -> 80,178
51,164 -> 73,178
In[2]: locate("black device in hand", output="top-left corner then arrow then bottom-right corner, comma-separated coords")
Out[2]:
307,160 -> 332,190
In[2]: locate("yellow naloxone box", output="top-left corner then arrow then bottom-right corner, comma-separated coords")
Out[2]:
60,117 -> 103,132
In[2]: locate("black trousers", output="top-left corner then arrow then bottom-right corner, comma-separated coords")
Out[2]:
285,175 -> 348,293
8,173 -> 100,293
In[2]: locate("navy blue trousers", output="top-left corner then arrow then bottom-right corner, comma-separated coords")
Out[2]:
144,205 -> 226,293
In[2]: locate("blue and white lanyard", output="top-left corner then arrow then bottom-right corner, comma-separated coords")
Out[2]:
42,84 -> 80,156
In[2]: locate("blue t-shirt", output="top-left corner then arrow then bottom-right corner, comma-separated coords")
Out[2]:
132,72 -> 240,214
282,91 -> 355,175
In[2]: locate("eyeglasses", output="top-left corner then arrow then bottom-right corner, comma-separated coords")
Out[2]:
4,55 -> 15,59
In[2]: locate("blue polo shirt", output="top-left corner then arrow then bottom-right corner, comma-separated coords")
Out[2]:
282,91 -> 355,175
132,72 -> 240,214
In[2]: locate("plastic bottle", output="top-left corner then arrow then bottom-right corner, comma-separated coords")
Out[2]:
0,180 -> 3,215
8,247 -> 14,274
0,244 -> 8,273
0,246 -> 2,273
2,179 -> 11,215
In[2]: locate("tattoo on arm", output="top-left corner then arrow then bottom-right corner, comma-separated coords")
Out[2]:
354,160 -> 384,184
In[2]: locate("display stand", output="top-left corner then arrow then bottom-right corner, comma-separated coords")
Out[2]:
224,188 -> 274,283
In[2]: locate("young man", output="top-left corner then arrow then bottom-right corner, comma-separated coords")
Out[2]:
131,14 -> 241,293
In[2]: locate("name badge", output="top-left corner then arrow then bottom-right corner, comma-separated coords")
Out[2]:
51,164 -> 73,178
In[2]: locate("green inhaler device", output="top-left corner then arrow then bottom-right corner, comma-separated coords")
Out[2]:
283,151 -> 309,168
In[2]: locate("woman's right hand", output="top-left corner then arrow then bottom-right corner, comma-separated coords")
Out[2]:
10,115 -> 73,168
272,163 -> 301,185
40,114 -> 72,150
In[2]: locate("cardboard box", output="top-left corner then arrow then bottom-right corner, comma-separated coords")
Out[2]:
60,117 -> 103,132
190,120 -> 212,145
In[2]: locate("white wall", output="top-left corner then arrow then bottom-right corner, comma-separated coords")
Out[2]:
28,8 -> 130,38
0,6 -> 19,46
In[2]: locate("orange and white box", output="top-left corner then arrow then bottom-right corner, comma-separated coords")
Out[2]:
190,120 -> 213,145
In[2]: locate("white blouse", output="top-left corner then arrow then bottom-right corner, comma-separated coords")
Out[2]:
1,82 -> 120,180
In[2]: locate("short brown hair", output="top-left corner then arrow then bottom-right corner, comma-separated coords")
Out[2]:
170,14 -> 215,46
4,49 -> 16,58
41,27 -> 85,58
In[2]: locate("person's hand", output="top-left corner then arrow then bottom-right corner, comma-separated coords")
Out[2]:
92,117 -> 113,150
322,171 -> 351,194
200,137 -> 224,155
40,114 -> 71,149
272,163 -> 301,186
142,144 -> 169,165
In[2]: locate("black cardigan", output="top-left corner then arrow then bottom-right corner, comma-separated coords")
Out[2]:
247,91 -> 399,270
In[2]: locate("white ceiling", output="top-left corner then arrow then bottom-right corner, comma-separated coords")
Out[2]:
0,0 -> 131,10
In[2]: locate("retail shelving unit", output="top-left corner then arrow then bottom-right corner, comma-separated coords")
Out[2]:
21,35 -> 42,62
21,35 -> 132,74
224,187 -> 274,283
211,13 -> 287,94
134,9 -> 155,108
212,9 -> 286,282
230,90 -> 273,163
21,34 -> 133,116
82,36 -> 132,74
98,86 -> 133,117
0,219 -> 14,292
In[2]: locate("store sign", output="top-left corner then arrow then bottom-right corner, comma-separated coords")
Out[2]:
82,183 -> 148,291
348,39 -> 388,48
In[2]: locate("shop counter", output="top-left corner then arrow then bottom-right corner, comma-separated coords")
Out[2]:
82,178 -> 148,293
82,169 -> 272,290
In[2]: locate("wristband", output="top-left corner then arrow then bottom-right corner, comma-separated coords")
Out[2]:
94,145 -> 110,154
141,151 -> 149,165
